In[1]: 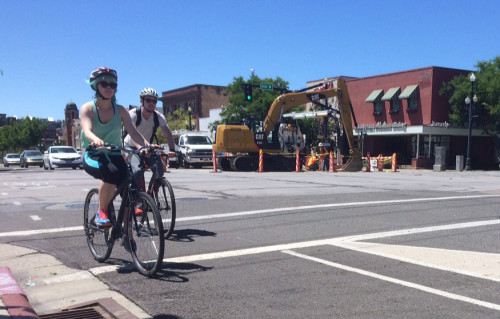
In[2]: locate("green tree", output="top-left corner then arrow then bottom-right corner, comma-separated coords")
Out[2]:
155,108 -> 191,144
19,117 -> 47,149
0,117 -> 47,153
441,56 -> 500,133
214,75 -> 289,126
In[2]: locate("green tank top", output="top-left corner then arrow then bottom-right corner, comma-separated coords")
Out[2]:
82,101 -> 122,147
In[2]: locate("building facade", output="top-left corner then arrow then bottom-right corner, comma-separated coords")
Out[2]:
159,84 -> 229,131
64,102 -> 81,148
344,67 -> 495,169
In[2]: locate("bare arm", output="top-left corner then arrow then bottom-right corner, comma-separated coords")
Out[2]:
81,102 -> 105,146
119,106 -> 149,147
160,124 -> 176,154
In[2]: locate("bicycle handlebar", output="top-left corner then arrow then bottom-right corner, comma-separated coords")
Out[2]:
87,143 -> 160,155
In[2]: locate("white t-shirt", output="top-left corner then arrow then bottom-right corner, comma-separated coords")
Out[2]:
124,108 -> 168,147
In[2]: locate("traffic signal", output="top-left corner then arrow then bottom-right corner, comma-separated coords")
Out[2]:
244,84 -> 253,102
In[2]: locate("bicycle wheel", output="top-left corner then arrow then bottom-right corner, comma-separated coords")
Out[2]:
152,179 -> 176,239
83,188 -> 113,262
127,191 -> 164,277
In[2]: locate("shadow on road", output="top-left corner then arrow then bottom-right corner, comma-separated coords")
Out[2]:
169,228 -> 217,242
154,262 -> 213,282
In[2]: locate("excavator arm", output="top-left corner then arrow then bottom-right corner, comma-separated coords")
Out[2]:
263,88 -> 340,135
261,77 -> 362,171
335,78 -> 362,171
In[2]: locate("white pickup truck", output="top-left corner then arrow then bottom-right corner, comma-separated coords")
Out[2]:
176,132 -> 213,168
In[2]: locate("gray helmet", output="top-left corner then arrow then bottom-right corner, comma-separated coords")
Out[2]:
140,88 -> 158,98
90,67 -> 117,91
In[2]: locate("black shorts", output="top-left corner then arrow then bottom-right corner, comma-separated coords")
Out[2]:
83,150 -> 127,186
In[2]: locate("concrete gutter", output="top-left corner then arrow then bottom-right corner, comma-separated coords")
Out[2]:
0,243 -> 151,318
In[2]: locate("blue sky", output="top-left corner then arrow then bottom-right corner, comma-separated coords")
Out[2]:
1,0 -> 499,121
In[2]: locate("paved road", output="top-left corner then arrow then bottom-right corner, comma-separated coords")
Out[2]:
1,167 -> 500,318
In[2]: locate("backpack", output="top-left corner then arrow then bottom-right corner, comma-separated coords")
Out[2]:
122,107 -> 159,144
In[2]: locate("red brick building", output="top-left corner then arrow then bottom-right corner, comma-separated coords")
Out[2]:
344,67 -> 495,169
159,84 -> 229,131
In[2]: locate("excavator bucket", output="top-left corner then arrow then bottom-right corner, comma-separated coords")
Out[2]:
338,149 -> 363,172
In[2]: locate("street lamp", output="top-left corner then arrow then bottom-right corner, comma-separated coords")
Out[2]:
187,106 -> 192,131
464,73 -> 477,171
250,68 -> 255,86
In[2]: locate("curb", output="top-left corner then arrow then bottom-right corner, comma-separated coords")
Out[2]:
0,267 -> 39,318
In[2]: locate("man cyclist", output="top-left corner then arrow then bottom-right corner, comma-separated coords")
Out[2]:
123,88 -> 176,196
81,67 -> 150,228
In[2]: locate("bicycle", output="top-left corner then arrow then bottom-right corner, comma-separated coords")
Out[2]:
142,147 -> 176,240
83,144 -> 165,277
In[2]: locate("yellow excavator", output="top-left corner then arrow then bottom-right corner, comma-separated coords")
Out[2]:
213,77 -> 362,171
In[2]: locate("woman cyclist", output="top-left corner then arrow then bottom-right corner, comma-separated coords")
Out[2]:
81,67 -> 150,228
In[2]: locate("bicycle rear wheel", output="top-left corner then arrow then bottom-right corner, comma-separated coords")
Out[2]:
128,191 -> 164,277
83,188 -> 113,262
152,179 -> 176,239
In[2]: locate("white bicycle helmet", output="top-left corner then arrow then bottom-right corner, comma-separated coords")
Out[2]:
140,88 -> 158,98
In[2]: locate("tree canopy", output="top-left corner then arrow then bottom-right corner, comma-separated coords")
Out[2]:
0,117 -> 47,153
441,56 -> 500,133
155,108 -> 191,144
213,75 -> 290,126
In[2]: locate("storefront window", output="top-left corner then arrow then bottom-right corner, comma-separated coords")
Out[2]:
412,135 -> 450,159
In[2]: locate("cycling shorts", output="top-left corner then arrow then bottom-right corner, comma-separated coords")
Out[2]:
83,150 -> 127,186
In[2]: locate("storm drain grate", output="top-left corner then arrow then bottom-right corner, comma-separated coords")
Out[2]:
39,304 -> 111,319
38,298 -> 139,319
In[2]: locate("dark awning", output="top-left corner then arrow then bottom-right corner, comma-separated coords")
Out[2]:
365,89 -> 383,103
399,85 -> 419,99
381,87 -> 401,101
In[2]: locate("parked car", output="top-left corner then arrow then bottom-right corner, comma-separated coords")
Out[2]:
19,150 -> 43,168
3,153 -> 21,167
177,133 -> 213,168
43,146 -> 83,170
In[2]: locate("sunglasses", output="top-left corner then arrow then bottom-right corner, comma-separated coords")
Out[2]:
144,98 -> 158,104
99,81 -> 117,89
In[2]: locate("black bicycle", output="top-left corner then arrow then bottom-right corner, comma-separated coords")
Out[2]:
140,146 -> 176,240
83,144 -> 165,277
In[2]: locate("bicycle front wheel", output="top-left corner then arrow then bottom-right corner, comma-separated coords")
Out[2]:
152,179 -> 176,239
83,188 -> 113,262
128,191 -> 165,277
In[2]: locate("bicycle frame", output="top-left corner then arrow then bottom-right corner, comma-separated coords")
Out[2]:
103,148 -> 142,243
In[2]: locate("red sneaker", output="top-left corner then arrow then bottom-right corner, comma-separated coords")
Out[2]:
135,205 -> 143,215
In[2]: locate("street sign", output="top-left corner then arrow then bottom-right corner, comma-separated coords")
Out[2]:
260,83 -> 273,91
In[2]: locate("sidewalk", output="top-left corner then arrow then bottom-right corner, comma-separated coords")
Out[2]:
0,243 -> 151,318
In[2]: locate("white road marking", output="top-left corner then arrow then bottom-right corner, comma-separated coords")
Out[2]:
282,250 -> 500,311
1,194 -> 497,238
333,241 -> 500,282
1,193 -> 7,196
0,226 -> 82,237
30,215 -> 41,221
13,201 -> 21,206
89,219 -> 500,275
176,194 -> 500,222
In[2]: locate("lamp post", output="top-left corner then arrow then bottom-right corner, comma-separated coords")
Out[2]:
187,106 -> 192,131
361,131 -> 367,157
250,68 -> 255,86
464,73 -> 476,171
